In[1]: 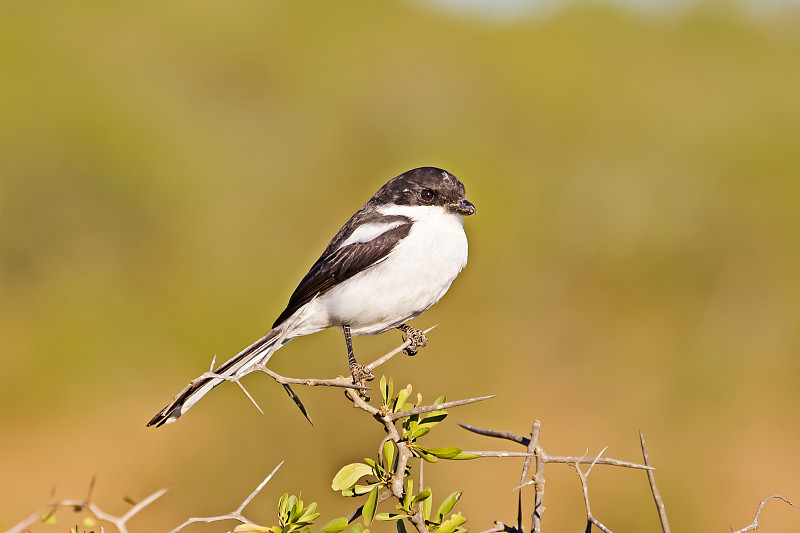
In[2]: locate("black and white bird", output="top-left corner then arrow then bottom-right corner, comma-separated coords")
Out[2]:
147,167 -> 476,427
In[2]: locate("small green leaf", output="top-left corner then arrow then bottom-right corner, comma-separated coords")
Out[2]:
433,395 -> 446,405
362,485 -> 379,526
279,493 -> 289,517
380,376 -> 392,405
408,426 -> 432,441
299,502 -> 319,521
394,385 -> 412,413
437,512 -> 467,533
317,517 -> 348,533
375,513 -> 405,521
349,523 -> 363,533
382,440 -> 395,470
435,491 -> 462,521
411,489 -> 431,507
352,484 -> 377,495
425,447 -> 462,459
332,463 -> 373,491
422,487 -> 433,521
41,512 -> 57,525
234,525 -> 273,533
415,448 -> 438,462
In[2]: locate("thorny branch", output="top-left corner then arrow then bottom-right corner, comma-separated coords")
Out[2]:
640,431 -> 670,533
195,326 -> 439,421
167,462 -> 284,533
7,330 -> 798,533
732,495 -> 798,533
3,479 -> 167,533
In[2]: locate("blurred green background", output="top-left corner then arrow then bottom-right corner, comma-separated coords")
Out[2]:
2,0 -> 799,531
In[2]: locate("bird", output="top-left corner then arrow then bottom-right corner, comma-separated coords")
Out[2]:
147,166 -> 476,427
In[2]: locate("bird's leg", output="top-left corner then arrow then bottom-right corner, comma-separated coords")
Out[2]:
343,324 -> 374,383
397,323 -> 428,356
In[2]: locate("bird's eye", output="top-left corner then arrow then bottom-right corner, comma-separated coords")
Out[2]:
420,189 -> 435,203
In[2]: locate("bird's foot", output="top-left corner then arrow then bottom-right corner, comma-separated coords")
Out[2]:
349,361 -> 375,385
398,324 -> 428,356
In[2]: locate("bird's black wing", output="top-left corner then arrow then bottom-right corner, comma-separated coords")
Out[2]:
272,219 -> 411,327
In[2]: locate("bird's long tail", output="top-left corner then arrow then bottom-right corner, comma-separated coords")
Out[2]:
147,326 -> 288,427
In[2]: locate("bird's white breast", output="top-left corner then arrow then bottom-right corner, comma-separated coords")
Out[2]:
295,204 -> 469,336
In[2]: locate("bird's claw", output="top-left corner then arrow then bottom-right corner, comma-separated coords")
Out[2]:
399,324 -> 428,356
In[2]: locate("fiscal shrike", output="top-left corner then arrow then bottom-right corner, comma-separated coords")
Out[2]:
148,167 -> 476,427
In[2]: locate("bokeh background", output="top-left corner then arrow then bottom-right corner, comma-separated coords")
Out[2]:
2,0 -> 799,531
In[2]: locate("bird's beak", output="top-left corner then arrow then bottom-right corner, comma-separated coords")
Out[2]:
448,198 -> 476,216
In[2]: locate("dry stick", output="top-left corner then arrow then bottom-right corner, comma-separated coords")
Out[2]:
201,325 -> 437,418
573,448 -> 613,533
732,495 -> 798,533
3,486 -> 168,533
460,423 -> 651,471
168,461 -> 284,533
639,431 -> 671,533
530,421 -> 545,533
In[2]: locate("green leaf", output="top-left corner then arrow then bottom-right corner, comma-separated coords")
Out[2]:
380,376 -> 392,405
437,513 -> 466,533
332,463 -> 373,491
362,485 -> 379,526
382,440 -> 395,470
415,448 -> 438,462
349,523 -> 363,533
394,385 -> 412,413
411,489 -> 431,507
418,413 -> 447,428
401,479 -> 413,511
375,513 -> 405,521
234,525 -> 273,533
352,484 -> 377,495
408,426 -> 432,441
425,447 -> 462,459
279,493 -> 290,517
422,487 -> 432,521
317,517 -> 348,533
433,395 -> 446,405
435,492 -> 462,521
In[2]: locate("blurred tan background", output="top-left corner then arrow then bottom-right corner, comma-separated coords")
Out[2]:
2,0 -> 799,531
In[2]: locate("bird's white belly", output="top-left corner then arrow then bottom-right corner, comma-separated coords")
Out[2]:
292,207 -> 469,336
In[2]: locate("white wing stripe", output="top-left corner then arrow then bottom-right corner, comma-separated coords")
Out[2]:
336,220 -> 406,250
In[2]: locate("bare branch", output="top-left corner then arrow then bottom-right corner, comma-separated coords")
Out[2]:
388,395 -> 494,421
3,484 -> 167,533
460,451 -> 534,458
367,325 -> 438,371
573,448 -> 613,533
168,462 -> 283,533
639,432 -> 670,533
732,495 -> 798,533
530,420 -> 545,533
458,424 -> 528,445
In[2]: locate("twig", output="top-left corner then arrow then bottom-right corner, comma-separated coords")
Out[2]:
573,448 -> 613,533
388,396 -> 494,421
460,451 -> 533,458
168,461 -> 283,533
3,484 -> 167,533
639,431 -> 670,533
732,495 -> 798,533
367,325 -> 438,371
530,421 -> 544,533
